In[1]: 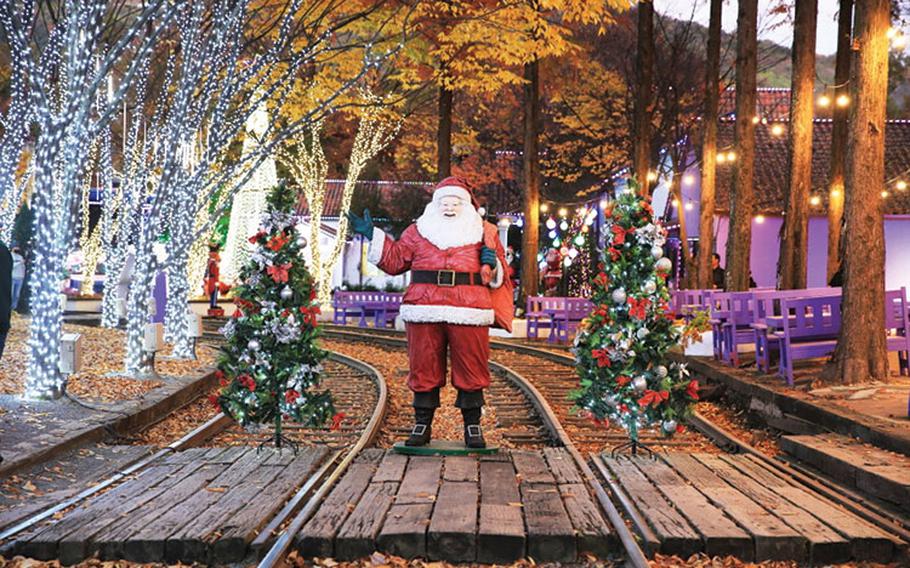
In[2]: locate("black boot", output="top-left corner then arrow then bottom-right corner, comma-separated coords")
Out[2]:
405,407 -> 435,446
461,407 -> 486,449
406,389 -> 439,447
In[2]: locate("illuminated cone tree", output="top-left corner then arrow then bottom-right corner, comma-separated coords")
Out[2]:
572,187 -> 700,446
214,185 -> 335,447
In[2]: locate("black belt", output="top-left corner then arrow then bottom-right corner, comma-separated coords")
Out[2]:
411,270 -> 484,287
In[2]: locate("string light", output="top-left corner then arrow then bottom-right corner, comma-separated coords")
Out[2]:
646,171 -> 658,182
810,196 -> 821,206
684,202 -> 693,211
682,174 -> 695,186
279,89 -> 400,306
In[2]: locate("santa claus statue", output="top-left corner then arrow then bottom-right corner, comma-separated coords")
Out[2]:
348,177 -> 513,448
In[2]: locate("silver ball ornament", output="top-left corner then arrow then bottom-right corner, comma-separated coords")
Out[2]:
636,327 -> 650,339
662,419 -> 678,434
248,339 -> 261,352
656,257 -> 673,272
651,245 -> 664,259
642,279 -> 657,294
611,287 -> 627,304
655,365 -> 668,378
280,286 -> 293,300
632,376 -> 647,392
296,235 -> 307,248
604,394 -> 618,408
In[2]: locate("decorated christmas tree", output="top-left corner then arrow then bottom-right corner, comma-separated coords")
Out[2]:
572,186 -> 700,448
213,184 -> 335,448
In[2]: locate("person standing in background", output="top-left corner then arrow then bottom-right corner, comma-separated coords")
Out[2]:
10,246 -> 25,311
0,242 -> 13,360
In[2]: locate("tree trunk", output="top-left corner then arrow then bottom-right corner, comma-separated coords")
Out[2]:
697,0 -> 722,290
829,0 -> 889,384
827,0 -> 853,282
725,0 -> 758,292
633,0 -> 654,194
520,59 -> 541,302
437,85 -> 453,179
778,0 -> 818,290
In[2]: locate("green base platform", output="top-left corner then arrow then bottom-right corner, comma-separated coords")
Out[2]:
392,440 -> 500,456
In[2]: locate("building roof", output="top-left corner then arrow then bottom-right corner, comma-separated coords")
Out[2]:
718,87 -> 794,120
711,118 -> 910,215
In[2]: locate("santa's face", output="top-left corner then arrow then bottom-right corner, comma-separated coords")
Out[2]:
439,196 -> 465,219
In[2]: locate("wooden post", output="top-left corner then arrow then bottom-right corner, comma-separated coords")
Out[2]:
829,0 -> 889,384
778,0 -> 818,290
724,0 -> 758,292
437,85 -> 453,178
633,0 -> 654,194
521,59 -> 541,301
697,0 -> 722,290
827,0 -> 854,282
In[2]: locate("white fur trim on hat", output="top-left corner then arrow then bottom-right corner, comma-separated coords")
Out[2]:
399,304 -> 494,326
433,185 -> 471,203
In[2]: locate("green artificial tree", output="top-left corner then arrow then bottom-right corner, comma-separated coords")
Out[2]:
212,184 -> 335,448
572,186 -> 700,452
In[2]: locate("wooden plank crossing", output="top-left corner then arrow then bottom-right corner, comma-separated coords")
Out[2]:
600,453 -> 898,563
11,445 -> 328,565
297,447 -> 613,563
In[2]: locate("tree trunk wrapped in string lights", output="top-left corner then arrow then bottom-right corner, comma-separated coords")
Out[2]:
572,187 -> 701,449
280,90 -> 400,307
213,185 -> 335,448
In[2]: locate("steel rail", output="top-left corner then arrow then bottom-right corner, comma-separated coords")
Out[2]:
256,351 -> 388,568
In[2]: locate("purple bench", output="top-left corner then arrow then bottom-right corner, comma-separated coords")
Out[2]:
750,287 -> 842,373
710,292 -> 756,366
527,296 -> 593,343
332,291 -> 403,328
776,295 -> 843,385
551,298 -> 594,343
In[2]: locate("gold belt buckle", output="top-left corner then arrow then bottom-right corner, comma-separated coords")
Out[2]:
437,270 -> 456,287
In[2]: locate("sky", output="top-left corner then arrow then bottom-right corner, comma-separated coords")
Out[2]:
653,0 -> 843,56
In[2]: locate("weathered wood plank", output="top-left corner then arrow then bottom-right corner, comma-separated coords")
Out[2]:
477,460 -> 524,563
633,456 -> 752,560
694,454 -> 848,565
164,452 -> 287,563
335,482 -> 399,560
665,454 -> 806,562
428,481 -> 478,562
511,450 -> 556,484
737,455 -> 896,563
93,463 -> 227,561
373,452 -> 408,483
298,462 -> 376,557
521,482 -> 576,563
558,483 -> 613,558
376,503 -> 433,559
214,447 -> 327,562
603,456 -> 702,557
354,448 -> 385,464
443,456 -> 477,482
544,448 -> 583,484
394,456 -> 442,505
21,464 -> 188,563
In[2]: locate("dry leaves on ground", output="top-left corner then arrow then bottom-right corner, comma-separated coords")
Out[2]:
695,401 -> 780,457
0,315 -> 216,402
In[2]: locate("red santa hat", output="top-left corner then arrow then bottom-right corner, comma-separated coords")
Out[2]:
433,176 -> 481,211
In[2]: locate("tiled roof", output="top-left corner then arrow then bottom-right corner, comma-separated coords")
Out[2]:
718,87 -> 794,120
712,119 -> 910,215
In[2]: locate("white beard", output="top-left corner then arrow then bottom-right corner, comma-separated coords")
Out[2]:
415,201 -> 484,250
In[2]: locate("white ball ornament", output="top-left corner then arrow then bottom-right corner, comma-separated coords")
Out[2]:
642,280 -> 657,294
611,287 -> 627,304
656,257 -> 673,272
662,419 -> 678,434
248,339 -> 261,352
636,327 -> 650,339
651,245 -> 664,259
280,286 -> 293,300
655,365 -> 668,378
632,376 -> 647,392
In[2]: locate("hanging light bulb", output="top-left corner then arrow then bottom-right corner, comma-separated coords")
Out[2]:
896,180 -> 907,191
771,124 -> 785,136
835,94 -> 850,108
546,218 -> 557,230
559,220 -> 568,231
682,174 -> 695,186
684,202 -> 694,211
540,203 -> 549,213
558,207 -> 568,217
810,196 -> 821,206
548,229 -> 557,239
817,94 -> 832,108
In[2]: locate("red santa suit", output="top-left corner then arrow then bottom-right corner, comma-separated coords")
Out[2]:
367,179 -> 509,398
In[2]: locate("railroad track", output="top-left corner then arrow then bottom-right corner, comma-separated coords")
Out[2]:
0,348 -> 388,567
